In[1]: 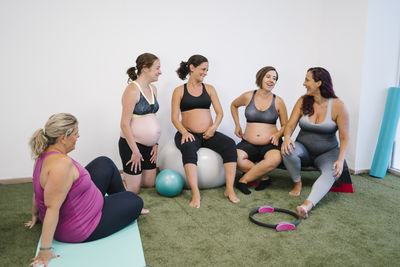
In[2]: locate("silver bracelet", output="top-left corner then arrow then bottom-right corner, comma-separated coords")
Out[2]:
39,247 -> 53,251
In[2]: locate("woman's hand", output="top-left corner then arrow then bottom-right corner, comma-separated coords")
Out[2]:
203,126 -> 216,140
150,144 -> 158,164
126,148 -> 143,173
31,249 -> 59,267
25,213 -> 40,229
181,132 -> 195,144
332,160 -> 344,179
234,126 -> 243,139
281,137 -> 295,155
269,132 -> 281,146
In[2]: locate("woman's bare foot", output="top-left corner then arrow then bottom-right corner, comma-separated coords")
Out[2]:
190,193 -> 201,208
141,208 -> 150,214
296,201 -> 313,219
296,205 -> 308,219
289,181 -> 302,196
224,190 -> 240,203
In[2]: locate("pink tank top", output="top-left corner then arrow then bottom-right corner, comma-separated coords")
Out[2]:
33,151 -> 103,243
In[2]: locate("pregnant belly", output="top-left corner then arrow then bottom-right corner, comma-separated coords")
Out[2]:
125,114 -> 161,146
244,122 -> 279,145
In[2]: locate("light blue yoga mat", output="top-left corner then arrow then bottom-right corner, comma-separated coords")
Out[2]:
370,87 -> 400,178
35,220 -> 146,267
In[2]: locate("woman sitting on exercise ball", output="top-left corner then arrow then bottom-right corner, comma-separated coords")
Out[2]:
281,67 -> 349,219
171,54 -> 240,208
26,113 -> 143,267
231,66 -> 288,194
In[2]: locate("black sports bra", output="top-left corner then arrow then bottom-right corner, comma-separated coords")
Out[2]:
180,83 -> 211,112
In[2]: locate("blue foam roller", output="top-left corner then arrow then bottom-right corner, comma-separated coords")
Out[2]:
370,87 -> 400,178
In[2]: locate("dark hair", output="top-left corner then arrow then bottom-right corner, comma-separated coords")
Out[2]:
255,66 -> 278,88
176,54 -> 208,80
302,67 -> 337,116
126,53 -> 159,83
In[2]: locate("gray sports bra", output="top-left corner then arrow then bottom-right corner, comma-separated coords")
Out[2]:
298,98 -> 338,134
245,90 -> 279,124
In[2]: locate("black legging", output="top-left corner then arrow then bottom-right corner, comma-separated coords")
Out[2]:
83,156 -> 143,242
174,131 -> 237,165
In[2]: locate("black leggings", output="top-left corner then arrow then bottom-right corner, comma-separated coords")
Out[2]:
174,131 -> 237,165
83,156 -> 143,242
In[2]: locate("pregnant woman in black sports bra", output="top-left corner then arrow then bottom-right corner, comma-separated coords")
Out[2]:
171,54 -> 240,208
231,66 -> 288,195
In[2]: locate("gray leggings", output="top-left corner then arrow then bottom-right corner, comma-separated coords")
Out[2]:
282,142 -> 339,206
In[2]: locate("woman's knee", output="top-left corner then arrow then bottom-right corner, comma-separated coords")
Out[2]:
179,142 -> 198,164
92,156 -> 115,168
237,150 -> 249,162
262,153 -> 282,168
221,142 -> 237,162
282,152 -> 298,163
126,192 -> 144,213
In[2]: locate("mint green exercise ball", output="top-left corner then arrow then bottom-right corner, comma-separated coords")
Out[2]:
156,169 -> 184,197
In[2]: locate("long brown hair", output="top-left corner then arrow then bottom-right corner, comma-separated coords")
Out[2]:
302,67 -> 337,116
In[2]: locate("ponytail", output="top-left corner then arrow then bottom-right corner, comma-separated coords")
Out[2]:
126,66 -> 137,83
29,129 -> 51,159
176,61 -> 190,80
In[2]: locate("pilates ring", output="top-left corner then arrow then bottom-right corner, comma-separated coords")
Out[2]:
249,206 -> 300,231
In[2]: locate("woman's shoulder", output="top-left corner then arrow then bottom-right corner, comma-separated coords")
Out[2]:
239,90 -> 256,100
122,82 -> 140,99
331,98 -> 347,114
203,83 -> 216,92
45,153 -> 74,168
331,97 -> 346,110
274,94 -> 285,103
41,153 -> 75,181
332,97 -> 344,105
174,84 -> 185,90
173,84 -> 184,95
295,95 -> 305,105
123,82 -> 139,94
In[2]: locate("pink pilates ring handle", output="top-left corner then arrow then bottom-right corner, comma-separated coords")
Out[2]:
276,222 -> 296,231
258,206 -> 275,213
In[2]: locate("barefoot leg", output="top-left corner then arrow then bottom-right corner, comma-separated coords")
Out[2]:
289,181 -> 302,196
184,164 -> 201,208
296,200 -> 313,219
224,162 -> 240,203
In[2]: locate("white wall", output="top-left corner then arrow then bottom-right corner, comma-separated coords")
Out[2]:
318,0 -> 368,169
356,0 -> 400,171
0,0 -> 398,179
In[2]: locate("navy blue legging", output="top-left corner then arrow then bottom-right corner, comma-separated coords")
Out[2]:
83,156 -> 143,242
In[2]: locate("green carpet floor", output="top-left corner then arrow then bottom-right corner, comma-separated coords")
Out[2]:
1,170 -> 399,267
